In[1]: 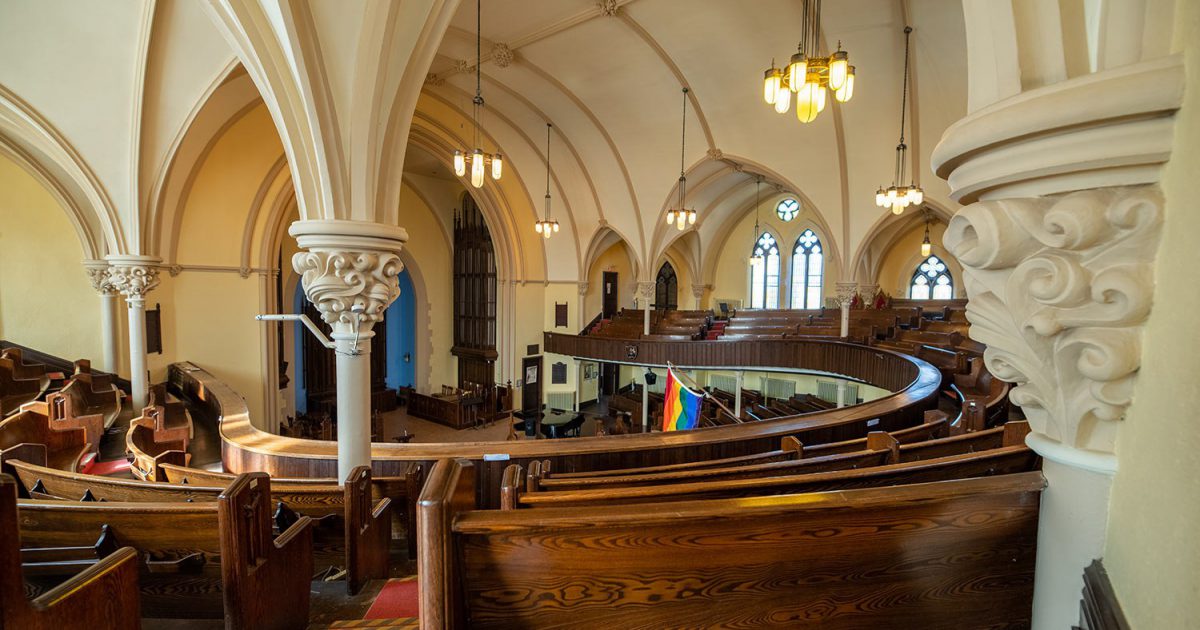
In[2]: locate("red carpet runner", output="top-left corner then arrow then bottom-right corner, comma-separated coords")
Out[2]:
364,577 -> 420,620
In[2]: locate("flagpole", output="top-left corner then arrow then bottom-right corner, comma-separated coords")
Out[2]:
666,363 -> 742,425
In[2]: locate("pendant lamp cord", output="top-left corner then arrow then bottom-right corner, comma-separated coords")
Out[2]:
895,25 -> 912,185
545,123 -> 552,219
473,0 -> 482,149
678,87 -> 689,207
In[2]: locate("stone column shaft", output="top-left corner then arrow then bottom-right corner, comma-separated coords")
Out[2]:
106,256 -> 161,410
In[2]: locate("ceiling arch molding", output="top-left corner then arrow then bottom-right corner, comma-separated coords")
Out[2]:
849,199 -> 955,285
583,225 -> 641,284
0,83 -> 125,256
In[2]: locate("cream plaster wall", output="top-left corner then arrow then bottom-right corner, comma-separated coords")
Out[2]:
584,241 -> 635,319
1104,2 -> 1200,625
710,196 -> 844,310
874,221 -> 963,299
0,154 -> 103,362
397,184 -> 455,392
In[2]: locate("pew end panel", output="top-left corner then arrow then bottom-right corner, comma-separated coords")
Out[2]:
419,459 -> 476,629
345,465 -> 392,595
218,473 -> 314,630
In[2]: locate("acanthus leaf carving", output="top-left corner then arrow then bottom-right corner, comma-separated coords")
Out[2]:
944,186 -> 1163,455
107,264 -> 161,300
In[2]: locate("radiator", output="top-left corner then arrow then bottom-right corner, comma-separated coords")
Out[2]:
817,381 -> 859,405
764,377 -> 796,400
708,374 -> 739,393
547,392 -> 575,411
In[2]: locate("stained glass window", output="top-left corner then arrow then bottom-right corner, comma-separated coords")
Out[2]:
775,198 -> 799,222
750,232 -> 781,308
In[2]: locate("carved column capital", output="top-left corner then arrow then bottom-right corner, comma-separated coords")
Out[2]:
636,281 -> 656,302
105,256 -> 162,302
944,185 -> 1163,462
577,281 -> 590,297
292,250 -> 403,330
82,260 -> 117,295
834,282 -> 858,305
691,284 -> 709,301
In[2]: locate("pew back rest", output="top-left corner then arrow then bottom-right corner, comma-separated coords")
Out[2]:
0,474 -> 142,630
428,460 -> 1045,630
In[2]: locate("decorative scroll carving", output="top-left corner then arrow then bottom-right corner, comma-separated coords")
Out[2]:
490,43 -> 514,68
706,148 -> 723,160
636,281 -> 656,303
835,282 -> 857,306
292,251 -> 403,328
453,59 -> 470,73
691,284 -> 708,301
597,0 -> 620,16
108,264 -> 161,301
944,186 -> 1163,454
424,73 -> 445,87
83,263 -> 117,295
577,281 -> 590,297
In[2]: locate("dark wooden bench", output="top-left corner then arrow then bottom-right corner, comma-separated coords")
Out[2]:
17,471 -> 313,628
512,444 -> 1040,508
419,458 -> 1043,629
1,473 -> 141,630
5,459 -> 391,594
161,462 -> 422,561
0,402 -> 90,472
57,359 -> 123,428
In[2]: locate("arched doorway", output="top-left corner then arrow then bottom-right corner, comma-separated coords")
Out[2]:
655,262 -> 678,310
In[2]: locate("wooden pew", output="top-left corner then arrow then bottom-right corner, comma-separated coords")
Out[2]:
518,434 -> 898,495
58,359 -> 123,428
161,462 -> 422,561
1,473 -> 142,630
4,459 -> 392,594
26,393 -> 105,458
0,353 -> 47,417
17,472 -> 313,628
0,402 -> 90,472
126,384 -> 194,481
420,458 -> 1043,629
513,445 -> 1041,508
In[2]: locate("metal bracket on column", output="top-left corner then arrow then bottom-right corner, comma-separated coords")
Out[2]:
255,314 -> 336,349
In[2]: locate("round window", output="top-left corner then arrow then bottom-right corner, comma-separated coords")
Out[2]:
775,198 -> 799,221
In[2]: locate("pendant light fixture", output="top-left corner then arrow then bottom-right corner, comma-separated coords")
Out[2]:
534,123 -> 560,238
762,0 -> 854,124
665,87 -> 697,231
874,26 -> 923,215
452,0 -> 502,188
920,211 -> 933,257
748,177 -> 764,268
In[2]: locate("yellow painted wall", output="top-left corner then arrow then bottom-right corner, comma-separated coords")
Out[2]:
584,240 -> 635,318
0,154 -> 103,363
1104,2 -> 1200,626
397,184 -> 455,391
710,195 -> 843,310
875,221 -> 963,299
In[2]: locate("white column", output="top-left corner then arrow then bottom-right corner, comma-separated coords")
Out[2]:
734,370 -> 743,419
332,327 -> 373,482
635,282 -> 655,336
106,256 -> 161,410
836,380 -> 847,408
84,261 -> 120,373
290,221 -> 407,482
641,371 -> 649,432
691,284 -> 707,310
834,283 -> 856,339
934,54 -> 1182,627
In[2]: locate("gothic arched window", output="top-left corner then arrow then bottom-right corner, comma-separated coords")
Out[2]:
654,262 -> 678,310
750,232 -> 781,308
790,229 -> 824,309
910,255 -> 954,300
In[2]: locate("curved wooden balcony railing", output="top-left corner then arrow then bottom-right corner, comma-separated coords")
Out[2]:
171,337 -> 940,508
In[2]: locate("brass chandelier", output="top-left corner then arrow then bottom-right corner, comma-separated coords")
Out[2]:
762,0 -> 854,124
875,26 -> 923,214
452,0 -> 502,188
665,87 -> 696,231
534,123 -> 559,237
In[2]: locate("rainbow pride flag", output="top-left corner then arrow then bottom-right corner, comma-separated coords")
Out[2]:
662,367 -> 702,432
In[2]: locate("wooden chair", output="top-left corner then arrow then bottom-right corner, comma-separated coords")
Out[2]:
0,474 -> 142,630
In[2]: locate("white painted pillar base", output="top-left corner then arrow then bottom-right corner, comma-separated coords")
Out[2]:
839,303 -> 850,338
333,328 -> 374,483
836,380 -> 847,408
127,297 -> 148,409
99,292 -> 119,373
1028,453 -> 1114,629
641,374 -> 649,432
